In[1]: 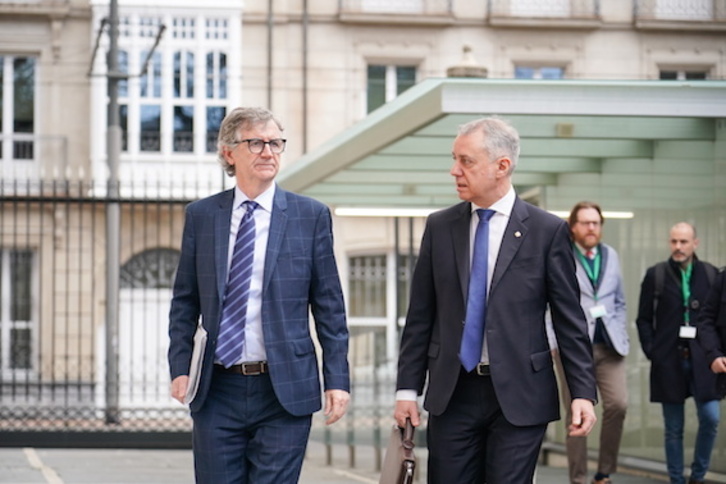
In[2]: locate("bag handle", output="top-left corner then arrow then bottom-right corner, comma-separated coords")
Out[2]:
402,418 -> 415,450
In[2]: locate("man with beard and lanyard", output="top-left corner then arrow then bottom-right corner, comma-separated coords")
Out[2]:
636,222 -> 720,484
550,201 -> 628,484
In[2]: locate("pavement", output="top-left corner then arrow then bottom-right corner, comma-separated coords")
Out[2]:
0,440 -> 679,484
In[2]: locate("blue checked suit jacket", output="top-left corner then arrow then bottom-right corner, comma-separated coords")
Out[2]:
168,186 -> 350,415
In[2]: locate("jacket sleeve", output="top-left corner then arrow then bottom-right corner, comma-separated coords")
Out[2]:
396,216 -> 436,395
635,268 -> 656,360
695,270 -> 725,365
547,221 -> 597,403
309,205 -> 350,392
168,203 -> 201,379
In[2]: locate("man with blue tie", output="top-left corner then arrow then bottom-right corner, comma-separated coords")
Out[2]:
168,107 -> 350,484
394,117 -> 597,484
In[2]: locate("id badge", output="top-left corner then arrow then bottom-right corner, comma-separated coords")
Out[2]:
589,304 -> 607,319
679,325 -> 697,339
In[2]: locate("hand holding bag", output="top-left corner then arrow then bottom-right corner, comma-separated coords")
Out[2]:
379,418 -> 416,484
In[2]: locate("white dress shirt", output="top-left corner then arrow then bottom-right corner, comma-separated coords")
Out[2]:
471,186 -> 515,365
222,183 -> 275,364
396,187 -> 516,401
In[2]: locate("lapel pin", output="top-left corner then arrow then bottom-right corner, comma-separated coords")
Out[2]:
514,231 -> 522,238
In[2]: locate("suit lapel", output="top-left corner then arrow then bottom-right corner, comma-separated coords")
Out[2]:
575,255 -> 595,298
215,189 -> 235,301
263,187 -> 288,293
490,197 -> 528,294
597,243 -> 608,288
452,203 -> 472,306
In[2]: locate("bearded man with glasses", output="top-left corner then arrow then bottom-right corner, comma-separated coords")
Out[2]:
169,106 -> 350,484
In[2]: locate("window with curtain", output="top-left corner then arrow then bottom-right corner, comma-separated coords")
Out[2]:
367,64 -> 416,113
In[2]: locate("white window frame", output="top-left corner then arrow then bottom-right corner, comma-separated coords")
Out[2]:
0,249 -> 39,379
365,63 -> 418,114
0,55 -> 38,179
89,4 -> 241,186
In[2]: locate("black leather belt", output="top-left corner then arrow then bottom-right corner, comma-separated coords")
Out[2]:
475,363 -> 491,376
214,361 -> 268,375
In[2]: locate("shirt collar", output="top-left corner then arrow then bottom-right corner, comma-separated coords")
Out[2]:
574,242 -> 598,257
233,183 -> 276,213
471,185 -> 516,217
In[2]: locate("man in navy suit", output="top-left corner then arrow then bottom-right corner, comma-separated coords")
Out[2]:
168,107 -> 350,484
394,117 -> 597,484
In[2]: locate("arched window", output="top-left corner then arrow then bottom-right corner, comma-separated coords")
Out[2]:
120,248 -> 180,289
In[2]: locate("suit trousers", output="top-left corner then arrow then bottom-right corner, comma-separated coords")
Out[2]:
555,344 -> 628,484
191,368 -> 312,484
427,369 -> 547,484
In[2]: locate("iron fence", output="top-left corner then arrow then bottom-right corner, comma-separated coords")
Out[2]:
0,177 -> 398,449
0,178 -> 202,446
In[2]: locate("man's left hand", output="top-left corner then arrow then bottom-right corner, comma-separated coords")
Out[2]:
324,389 -> 350,425
568,398 -> 597,437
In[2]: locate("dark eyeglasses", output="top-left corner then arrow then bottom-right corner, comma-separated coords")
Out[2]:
234,138 -> 287,154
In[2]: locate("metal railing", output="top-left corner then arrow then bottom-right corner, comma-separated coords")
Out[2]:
635,0 -> 726,21
0,177 -> 400,449
0,134 -> 68,179
488,0 -> 599,18
339,0 -> 452,15
0,178 -> 195,445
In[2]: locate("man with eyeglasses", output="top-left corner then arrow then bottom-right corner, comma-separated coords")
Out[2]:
551,201 -> 629,484
168,107 -> 350,484
636,222 -> 720,484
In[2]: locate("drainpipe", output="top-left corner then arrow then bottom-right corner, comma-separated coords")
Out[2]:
105,0 -> 122,425
302,0 -> 308,152
266,0 -> 273,108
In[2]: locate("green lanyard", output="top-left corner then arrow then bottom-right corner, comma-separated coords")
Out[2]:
681,263 -> 692,324
575,247 -> 601,300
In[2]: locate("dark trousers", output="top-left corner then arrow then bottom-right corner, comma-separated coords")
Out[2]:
427,370 -> 547,484
192,369 -> 312,484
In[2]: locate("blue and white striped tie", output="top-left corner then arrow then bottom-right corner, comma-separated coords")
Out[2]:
215,200 -> 258,368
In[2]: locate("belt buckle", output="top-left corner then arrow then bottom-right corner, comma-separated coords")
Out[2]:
241,361 -> 265,375
475,363 -> 490,376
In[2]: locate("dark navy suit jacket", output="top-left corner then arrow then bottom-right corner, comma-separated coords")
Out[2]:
397,197 -> 596,426
168,186 -> 350,415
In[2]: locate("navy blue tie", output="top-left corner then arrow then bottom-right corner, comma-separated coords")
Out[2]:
216,200 -> 258,368
460,209 -> 496,372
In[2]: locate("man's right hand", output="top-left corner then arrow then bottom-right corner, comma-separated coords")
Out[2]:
711,356 -> 726,374
171,375 -> 189,404
394,400 -> 421,428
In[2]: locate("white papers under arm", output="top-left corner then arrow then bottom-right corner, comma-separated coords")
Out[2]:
183,321 -> 207,405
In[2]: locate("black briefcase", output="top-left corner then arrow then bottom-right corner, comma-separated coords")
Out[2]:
379,418 -> 416,484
